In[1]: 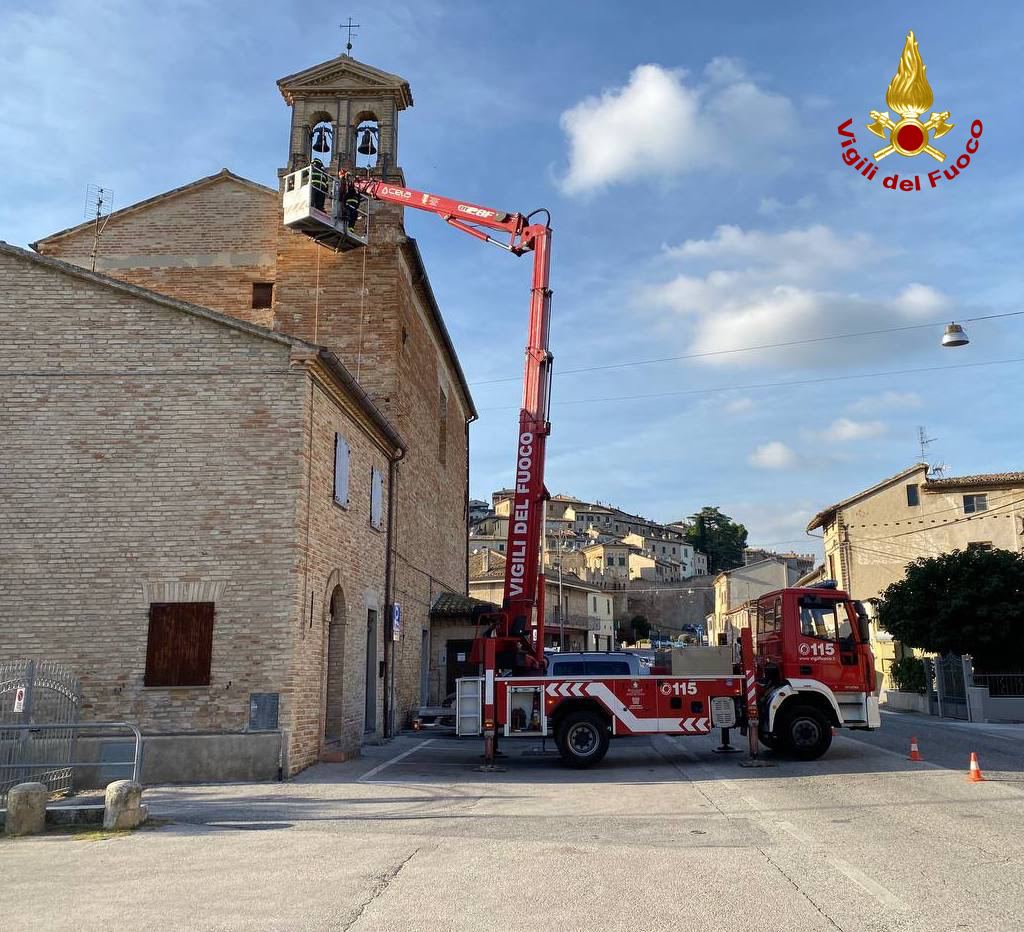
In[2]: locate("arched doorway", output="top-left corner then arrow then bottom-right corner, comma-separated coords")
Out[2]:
324,584 -> 347,746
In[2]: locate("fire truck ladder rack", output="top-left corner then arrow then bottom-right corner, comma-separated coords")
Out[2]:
282,165 -> 369,252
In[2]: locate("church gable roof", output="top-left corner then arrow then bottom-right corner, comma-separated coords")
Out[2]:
277,54 -> 413,108
31,169 -> 276,250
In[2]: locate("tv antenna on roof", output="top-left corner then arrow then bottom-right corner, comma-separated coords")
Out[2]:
83,184 -> 114,273
918,426 -> 947,478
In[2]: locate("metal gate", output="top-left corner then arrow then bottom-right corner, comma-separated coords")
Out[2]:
924,654 -> 970,721
0,660 -> 81,800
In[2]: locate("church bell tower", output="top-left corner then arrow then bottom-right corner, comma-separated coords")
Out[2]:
277,53 -> 413,182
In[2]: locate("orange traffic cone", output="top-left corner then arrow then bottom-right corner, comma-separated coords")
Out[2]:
908,737 -> 923,761
968,752 -> 986,782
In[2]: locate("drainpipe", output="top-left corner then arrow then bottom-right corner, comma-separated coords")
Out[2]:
464,415 -> 476,593
383,445 -> 406,738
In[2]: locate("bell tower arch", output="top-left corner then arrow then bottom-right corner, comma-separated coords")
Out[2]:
277,54 -> 413,180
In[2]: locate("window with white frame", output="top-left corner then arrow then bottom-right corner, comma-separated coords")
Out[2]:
333,434 -> 350,506
963,494 -> 988,514
370,466 -> 384,529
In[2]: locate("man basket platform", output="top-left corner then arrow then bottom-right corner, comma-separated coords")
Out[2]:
282,163 -> 368,252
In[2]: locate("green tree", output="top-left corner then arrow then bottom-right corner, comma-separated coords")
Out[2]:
877,548 -> 1024,671
685,507 -> 748,573
629,615 -> 651,640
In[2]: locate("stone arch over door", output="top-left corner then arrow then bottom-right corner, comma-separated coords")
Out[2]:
323,571 -> 348,747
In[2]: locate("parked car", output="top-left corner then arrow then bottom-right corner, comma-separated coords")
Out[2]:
544,651 -> 649,677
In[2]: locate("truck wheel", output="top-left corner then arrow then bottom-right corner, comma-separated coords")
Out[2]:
779,705 -> 832,760
555,711 -> 610,769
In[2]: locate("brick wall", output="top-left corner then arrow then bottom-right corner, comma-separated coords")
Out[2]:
35,175 -> 279,327
271,206 -> 471,729
283,369 -> 393,772
0,249 -> 394,774
33,163 -> 473,736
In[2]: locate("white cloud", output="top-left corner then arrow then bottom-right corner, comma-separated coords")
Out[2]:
643,223 -> 953,368
724,397 -> 755,415
822,418 -> 887,441
847,391 -> 923,413
749,441 -> 797,469
898,283 -> 950,317
559,62 -> 795,194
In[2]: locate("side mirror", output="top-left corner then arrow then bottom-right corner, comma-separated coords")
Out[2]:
853,601 -> 871,643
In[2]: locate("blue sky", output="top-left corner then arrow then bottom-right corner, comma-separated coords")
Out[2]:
3,0 -> 1022,556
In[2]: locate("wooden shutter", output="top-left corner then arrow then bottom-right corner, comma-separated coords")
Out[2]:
370,466 -> 383,528
334,434 -> 350,506
145,602 -> 215,686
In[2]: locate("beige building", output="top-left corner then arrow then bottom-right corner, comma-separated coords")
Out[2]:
0,243 -> 403,779
709,558 -> 802,646
807,463 -> 1024,599
6,53 -> 474,777
807,464 -> 1024,688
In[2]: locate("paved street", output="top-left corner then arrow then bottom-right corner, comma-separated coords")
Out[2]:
2,718 -> 1023,932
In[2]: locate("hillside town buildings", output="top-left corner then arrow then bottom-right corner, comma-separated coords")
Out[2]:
469,490 -> 713,642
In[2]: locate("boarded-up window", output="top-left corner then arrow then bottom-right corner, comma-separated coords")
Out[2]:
145,603 -> 215,686
438,388 -> 448,465
334,434 -> 350,506
252,282 -> 274,309
370,466 -> 384,529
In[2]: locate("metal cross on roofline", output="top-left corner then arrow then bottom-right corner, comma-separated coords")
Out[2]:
340,16 -> 360,54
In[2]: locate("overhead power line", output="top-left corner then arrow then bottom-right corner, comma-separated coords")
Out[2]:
477,356 -> 1024,412
469,311 -> 1024,386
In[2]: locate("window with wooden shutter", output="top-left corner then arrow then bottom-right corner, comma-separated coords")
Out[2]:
251,282 -> 274,309
370,466 -> 384,529
334,434 -> 350,506
144,602 -> 215,687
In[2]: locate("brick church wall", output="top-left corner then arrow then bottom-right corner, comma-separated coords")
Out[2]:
35,176 -> 280,328
0,248 -> 396,775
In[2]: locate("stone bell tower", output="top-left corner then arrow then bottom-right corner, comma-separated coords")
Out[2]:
276,53 -> 413,181
272,54 -> 418,403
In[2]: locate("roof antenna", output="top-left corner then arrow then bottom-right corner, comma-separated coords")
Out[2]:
918,426 -> 946,478
83,184 -> 113,273
340,16 -> 360,55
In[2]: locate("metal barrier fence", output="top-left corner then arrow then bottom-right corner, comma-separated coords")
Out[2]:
973,673 -> 1024,697
1,660 -> 81,799
0,722 -> 142,802
923,654 -> 971,721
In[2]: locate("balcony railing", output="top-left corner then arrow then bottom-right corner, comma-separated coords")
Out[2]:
544,613 -> 604,632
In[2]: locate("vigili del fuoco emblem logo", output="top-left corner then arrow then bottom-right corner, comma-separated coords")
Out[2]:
837,31 -> 983,191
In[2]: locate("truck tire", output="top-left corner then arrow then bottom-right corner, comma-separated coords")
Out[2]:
779,704 -> 832,760
555,710 -> 610,769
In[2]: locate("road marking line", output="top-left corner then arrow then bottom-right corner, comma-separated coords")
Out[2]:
358,738 -> 435,783
775,820 -> 906,910
661,737 -> 906,912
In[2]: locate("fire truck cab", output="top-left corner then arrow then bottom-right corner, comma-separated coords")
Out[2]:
753,582 -> 881,759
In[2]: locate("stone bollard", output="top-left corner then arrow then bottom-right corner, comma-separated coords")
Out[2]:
5,782 -> 48,836
103,780 -> 148,831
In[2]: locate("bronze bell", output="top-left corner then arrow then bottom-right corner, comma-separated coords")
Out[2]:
311,125 -> 332,153
357,128 -> 377,156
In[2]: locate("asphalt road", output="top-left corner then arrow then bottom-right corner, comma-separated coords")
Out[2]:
2,717 -> 1023,932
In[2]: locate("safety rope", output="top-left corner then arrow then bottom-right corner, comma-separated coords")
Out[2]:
313,239 -> 321,343
356,195 -> 371,381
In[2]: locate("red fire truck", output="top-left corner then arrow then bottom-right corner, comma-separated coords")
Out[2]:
283,165 -> 880,768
